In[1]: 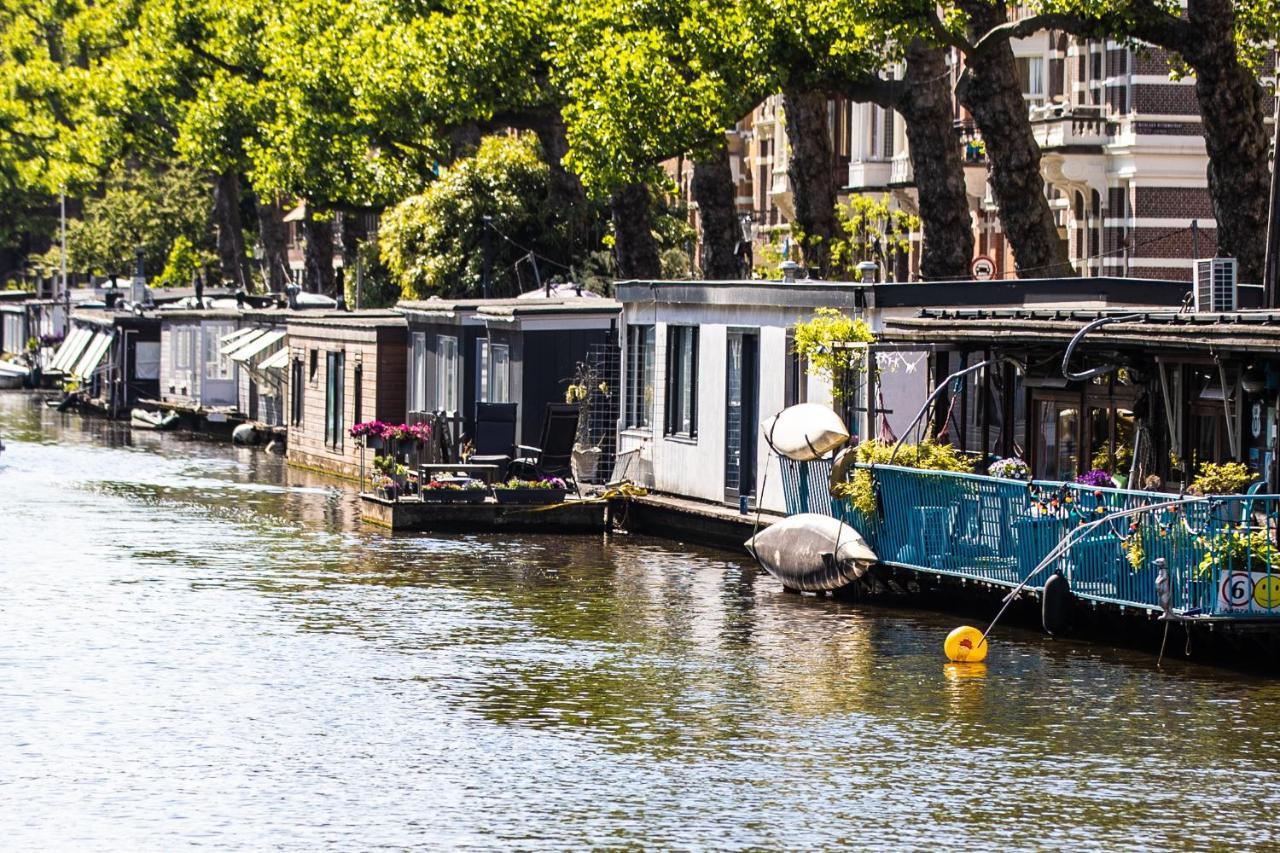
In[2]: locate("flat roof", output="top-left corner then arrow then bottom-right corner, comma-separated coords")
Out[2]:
881,308 -> 1280,355
614,276 -> 1206,311
398,295 -> 620,321
285,311 -> 406,330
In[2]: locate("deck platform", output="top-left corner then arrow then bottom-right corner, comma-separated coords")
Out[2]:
362,494 -> 609,533
612,493 -> 781,550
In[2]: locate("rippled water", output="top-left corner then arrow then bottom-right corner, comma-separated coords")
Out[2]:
1,392 -> 1278,850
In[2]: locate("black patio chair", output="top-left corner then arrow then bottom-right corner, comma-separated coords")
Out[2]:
469,402 -> 518,480
510,403 -> 581,493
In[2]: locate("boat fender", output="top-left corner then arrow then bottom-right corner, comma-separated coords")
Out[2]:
944,625 -> 988,662
1042,570 -> 1073,636
232,424 -> 260,446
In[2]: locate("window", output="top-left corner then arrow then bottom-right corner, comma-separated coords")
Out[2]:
409,332 -> 426,412
436,335 -> 458,411
477,339 -> 511,403
204,324 -> 234,381
134,342 -> 160,380
1017,56 -> 1045,101
325,351 -> 345,448
784,331 -> 808,407
309,349 -> 318,383
626,325 -> 655,429
174,327 -> 192,370
290,358 -> 304,426
665,325 -> 698,438
1033,398 -> 1080,480
352,363 -> 363,427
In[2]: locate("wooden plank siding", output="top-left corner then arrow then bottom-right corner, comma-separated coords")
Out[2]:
285,317 -> 408,480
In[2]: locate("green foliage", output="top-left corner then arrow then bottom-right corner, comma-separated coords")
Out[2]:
835,439 -> 974,517
1199,528 -> 1277,579
66,164 -> 215,279
829,194 -> 920,278
1189,461 -> 1254,496
343,240 -> 399,309
160,235 -> 216,288
791,308 -> 875,399
379,135 -> 588,299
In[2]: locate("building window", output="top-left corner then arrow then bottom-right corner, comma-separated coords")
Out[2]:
1017,56 -> 1045,101
784,331 -> 808,407
204,324 -> 235,381
409,332 -> 426,412
290,358 -> 304,426
309,349 -> 318,383
665,325 -> 698,438
352,363 -> 363,427
324,351 -> 345,448
478,339 -> 510,403
174,327 -> 192,370
436,334 -> 458,411
626,325 -> 655,429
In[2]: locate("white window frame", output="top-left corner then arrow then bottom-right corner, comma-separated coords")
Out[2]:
436,334 -> 458,412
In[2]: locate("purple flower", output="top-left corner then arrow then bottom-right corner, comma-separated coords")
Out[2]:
1076,469 -> 1113,487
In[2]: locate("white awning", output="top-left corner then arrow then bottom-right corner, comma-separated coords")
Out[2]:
72,331 -> 113,378
220,327 -> 256,346
221,328 -> 268,359
51,327 -> 92,372
259,348 -> 291,371
228,329 -> 285,363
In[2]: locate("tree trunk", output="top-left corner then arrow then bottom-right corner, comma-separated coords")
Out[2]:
301,209 -> 335,295
956,2 -> 1073,278
899,41 -> 974,280
1184,0 -> 1269,282
782,87 -> 840,278
254,194 -> 288,294
212,169 -> 250,290
692,141 -> 741,279
610,183 -> 661,280
530,113 -> 594,272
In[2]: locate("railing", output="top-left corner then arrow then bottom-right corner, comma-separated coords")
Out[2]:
778,460 -> 1280,619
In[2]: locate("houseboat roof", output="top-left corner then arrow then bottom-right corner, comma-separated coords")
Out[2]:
285,311 -> 406,330
69,308 -> 160,329
397,295 -> 619,321
881,308 -> 1280,355
615,276 -> 1212,311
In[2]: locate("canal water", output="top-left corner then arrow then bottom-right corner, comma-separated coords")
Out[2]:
2,392 -> 1278,850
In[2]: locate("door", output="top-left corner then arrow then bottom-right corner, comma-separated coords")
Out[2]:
724,330 -> 760,503
200,322 -> 237,406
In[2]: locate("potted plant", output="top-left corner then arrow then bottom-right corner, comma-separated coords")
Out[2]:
566,361 -> 607,483
988,457 -> 1030,480
492,476 -> 568,505
374,475 -> 400,501
420,478 -> 491,504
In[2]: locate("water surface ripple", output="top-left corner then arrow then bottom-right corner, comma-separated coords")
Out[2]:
0,393 -> 1276,850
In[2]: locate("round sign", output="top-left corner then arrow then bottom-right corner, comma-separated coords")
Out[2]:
971,256 -> 996,280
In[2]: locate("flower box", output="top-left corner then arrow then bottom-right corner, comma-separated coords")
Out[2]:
419,489 -> 490,504
493,487 -> 567,505
375,484 -> 399,501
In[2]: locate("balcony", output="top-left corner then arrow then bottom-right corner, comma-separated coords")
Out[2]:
1029,103 -> 1110,150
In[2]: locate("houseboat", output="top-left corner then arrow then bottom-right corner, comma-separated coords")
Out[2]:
397,292 -> 621,476
613,276 -> 1195,514
48,309 -> 161,415
285,312 -> 407,479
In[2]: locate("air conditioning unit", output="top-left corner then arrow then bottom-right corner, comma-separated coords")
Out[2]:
1195,257 -> 1237,312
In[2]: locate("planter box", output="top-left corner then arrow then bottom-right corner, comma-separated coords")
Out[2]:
493,487 -> 567,506
376,485 -> 400,501
419,489 -> 490,504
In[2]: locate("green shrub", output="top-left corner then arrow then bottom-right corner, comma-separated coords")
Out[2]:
792,308 -> 875,401
1189,461 -> 1254,496
834,438 -> 974,516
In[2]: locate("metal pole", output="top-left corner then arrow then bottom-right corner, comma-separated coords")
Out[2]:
481,215 -> 493,298
1263,92 -> 1280,307
59,188 -> 67,298
355,250 -> 363,311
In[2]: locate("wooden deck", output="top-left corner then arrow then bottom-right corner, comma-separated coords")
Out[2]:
362,494 -> 609,533
611,493 -> 781,550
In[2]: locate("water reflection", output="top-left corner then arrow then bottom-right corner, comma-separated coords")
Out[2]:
1,391 -> 1279,849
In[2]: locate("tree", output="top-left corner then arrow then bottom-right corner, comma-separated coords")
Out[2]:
379,135 -> 597,299
987,0 -> 1277,281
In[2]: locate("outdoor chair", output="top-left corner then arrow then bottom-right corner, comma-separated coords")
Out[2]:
469,402 -> 518,480
510,402 -> 581,494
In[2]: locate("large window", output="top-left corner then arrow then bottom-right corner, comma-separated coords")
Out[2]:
203,323 -> 235,381
626,325 -> 655,429
665,325 -> 698,438
325,351 -> 345,448
1033,397 -> 1080,481
436,335 -> 458,411
477,339 -> 510,403
784,330 -> 808,407
409,332 -> 426,412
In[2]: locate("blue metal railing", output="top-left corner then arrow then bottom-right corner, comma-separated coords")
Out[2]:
778,459 -> 1280,619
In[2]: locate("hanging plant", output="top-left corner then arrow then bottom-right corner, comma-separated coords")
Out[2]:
792,308 -> 876,401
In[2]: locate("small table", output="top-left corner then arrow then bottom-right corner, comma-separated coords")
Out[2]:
419,463 -> 502,484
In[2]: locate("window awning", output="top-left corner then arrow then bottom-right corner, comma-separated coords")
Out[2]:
72,331 -> 114,378
259,348 -> 291,371
51,327 -> 92,372
220,327 -> 256,346
229,329 -> 286,363
221,328 -> 268,359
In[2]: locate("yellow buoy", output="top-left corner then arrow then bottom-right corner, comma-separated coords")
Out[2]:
944,626 -> 988,662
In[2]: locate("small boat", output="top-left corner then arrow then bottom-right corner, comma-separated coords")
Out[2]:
130,408 -> 180,430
